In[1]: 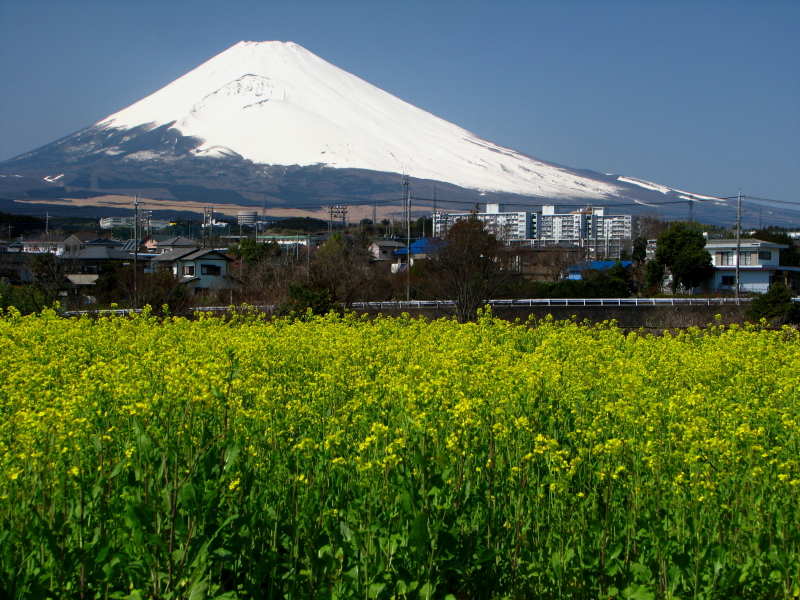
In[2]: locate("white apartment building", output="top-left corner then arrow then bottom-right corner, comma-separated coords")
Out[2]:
99,216 -> 170,231
535,206 -> 587,244
587,211 -> 633,258
432,204 -> 534,242
431,204 -> 634,258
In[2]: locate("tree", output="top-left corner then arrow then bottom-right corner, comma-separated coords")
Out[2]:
543,247 -> 579,282
228,239 -> 280,265
671,246 -> 714,291
94,265 -> 190,314
277,283 -> 342,319
749,228 -> 800,267
655,222 -> 713,292
631,237 -> 648,265
746,282 -> 800,325
428,215 -> 511,323
635,214 -> 669,241
310,233 -> 372,308
644,260 -> 665,295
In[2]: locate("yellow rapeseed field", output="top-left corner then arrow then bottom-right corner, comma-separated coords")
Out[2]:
0,306 -> 798,599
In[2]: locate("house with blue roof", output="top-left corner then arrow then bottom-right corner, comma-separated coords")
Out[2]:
567,260 -> 633,280
391,237 -> 444,273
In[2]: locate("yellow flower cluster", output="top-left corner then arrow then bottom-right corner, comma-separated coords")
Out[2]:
0,306 -> 798,596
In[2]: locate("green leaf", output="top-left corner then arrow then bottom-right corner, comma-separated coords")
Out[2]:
340,521 -> 352,542
621,584 -> 655,600
178,482 -> 197,509
400,490 -> 414,515
223,444 -> 240,472
187,580 -> 208,600
109,459 -> 126,479
214,547 -> 234,562
409,513 -> 429,548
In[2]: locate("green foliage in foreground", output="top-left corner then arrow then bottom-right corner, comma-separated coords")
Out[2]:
746,282 -> 800,324
1,308 -> 799,599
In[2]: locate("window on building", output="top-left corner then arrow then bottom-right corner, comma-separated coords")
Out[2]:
739,252 -> 752,266
719,252 -> 734,266
758,251 -> 772,260
183,265 -> 195,276
201,264 -> 221,276
721,275 -> 736,286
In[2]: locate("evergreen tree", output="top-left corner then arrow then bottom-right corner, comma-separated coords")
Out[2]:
655,222 -> 713,292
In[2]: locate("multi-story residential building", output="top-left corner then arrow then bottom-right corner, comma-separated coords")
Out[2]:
99,217 -> 170,231
587,210 -> 633,258
431,204 -> 634,258
535,206 -> 587,245
433,204 -> 534,242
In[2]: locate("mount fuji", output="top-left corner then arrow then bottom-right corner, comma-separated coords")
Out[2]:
1,41 -> 730,221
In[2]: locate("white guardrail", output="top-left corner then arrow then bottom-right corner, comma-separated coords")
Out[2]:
61,296 -> 800,317
350,297 -> 767,310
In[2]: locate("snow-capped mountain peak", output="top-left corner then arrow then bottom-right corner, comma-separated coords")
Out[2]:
94,41 -> 622,199
2,40 -> 731,222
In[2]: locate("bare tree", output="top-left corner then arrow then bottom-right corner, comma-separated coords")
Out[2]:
635,214 -> 669,241
428,215 -> 512,322
310,234 -> 372,307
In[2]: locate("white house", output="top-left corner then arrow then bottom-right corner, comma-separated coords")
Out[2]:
703,238 -> 800,293
368,239 -> 406,261
20,234 -> 86,256
151,248 -> 233,292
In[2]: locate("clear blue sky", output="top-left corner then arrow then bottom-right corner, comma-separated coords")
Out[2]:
1,0 -> 798,203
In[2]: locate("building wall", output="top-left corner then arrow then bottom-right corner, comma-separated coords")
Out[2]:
176,257 -> 231,289
711,250 -> 780,268
432,211 -> 533,241
432,205 -> 634,258
709,269 -> 774,293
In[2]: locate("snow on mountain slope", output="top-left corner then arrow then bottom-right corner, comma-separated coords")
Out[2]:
95,41 -> 624,199
617,176 -> 717,200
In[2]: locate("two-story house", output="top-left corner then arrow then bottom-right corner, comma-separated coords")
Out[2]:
704,239 -> 800,293
368,239 -> 406,262
151,248 -> 233,292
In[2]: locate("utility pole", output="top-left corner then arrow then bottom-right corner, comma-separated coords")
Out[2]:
46,212 -> 50,235
373,198 -> 377,231
203,206 -> 214,248
327,206 -> 346,232
432,184 -> 437,238
403,175 -> 411,302
735,190 -> 742,304
133,195 -> 140,309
